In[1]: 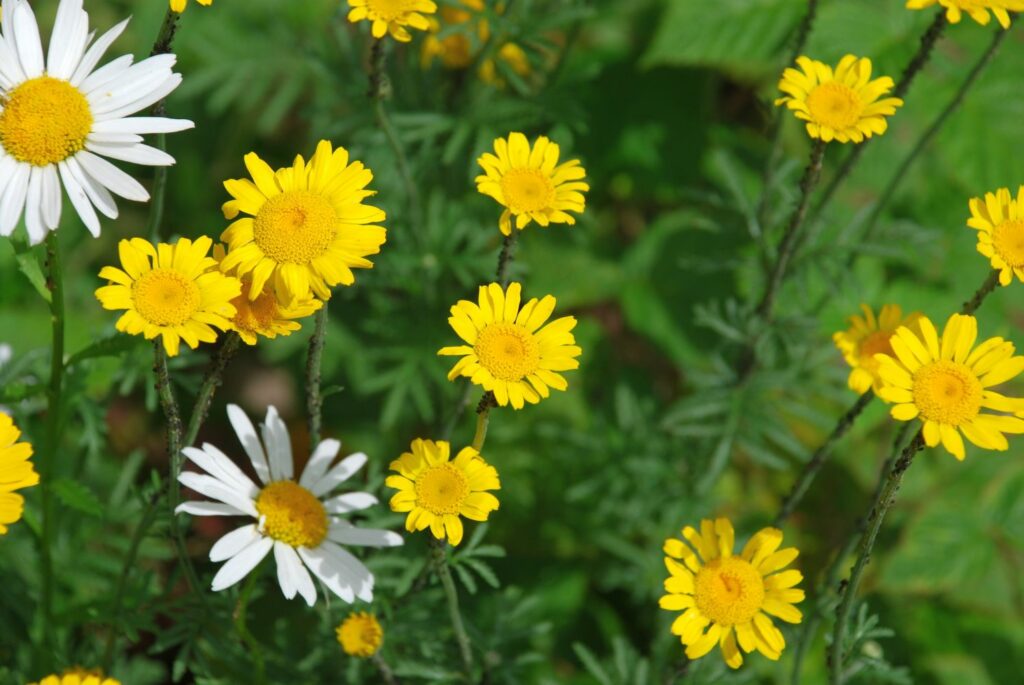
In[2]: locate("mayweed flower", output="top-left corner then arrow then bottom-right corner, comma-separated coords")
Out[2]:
968,185 -> 1024,286
660,518 -> 804,669
906,0 -> 1023,29
0,412 -> 37,535
337,611 -> 384,658
386,438 -> 500,546
212,245 -> 322,346
876,313 -> 1024,460
95,237 -> 241,357
0,0 -> 193,243
833,304 -> 921,394
220,141 -> 386,305
170,0 -> 213,12
476,132 -> 589,236
774,55 -> 903,144
347,0 -> 438,42
421,0 -> 531,85
177,405 -> 402,605
28,670 -> 120,685
439,282 -> 582,409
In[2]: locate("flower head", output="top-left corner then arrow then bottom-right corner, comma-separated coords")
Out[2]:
476,132 -> 589,236
177,405 -> 402,605
834,304 -> 922,394
421,0 -> 531,86
876,313 -> 1024,460
0,0 -> 193,243
0,412 -> 37,535
95,237 -> 241,357
347,0 -> 438,42
439,282 -> 582,409
774,55 -> 903,144
386,438 -> 499,546
220,141 -> 386,305
170,0 -> 213,12
337,611 -> 384,658
660,518 -> 804,669
968,185 -> 1024,286
28,670 -> 120,685
906,0 -> 1023,29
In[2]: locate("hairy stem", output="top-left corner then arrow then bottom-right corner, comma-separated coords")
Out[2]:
473,393 -> 496,452
496,232 -> 518,287
183,332 -> 241,448
145,9 -> 182,242
234,570 -> 267,685
431,539 -> 475,678
372,654 -> 399,685
306,306 -> 329,447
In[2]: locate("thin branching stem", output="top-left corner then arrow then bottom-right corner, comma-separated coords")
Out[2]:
145,8 -> 182,242
431,538 -> 475,678
234,570 -> 267,685
306,306 -> 329,447
183,332 -> 241,448
372,654 -> 399,685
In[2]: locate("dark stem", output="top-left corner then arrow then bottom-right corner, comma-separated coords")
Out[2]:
183,332 -> 240,448
962,269 -> 1000,315
496,232 -> 518,287
145,9 -> 181,242
306,306 -> 329,447
473,393 -> 497,452
430,538 -> 475,678
773,390 -> 875,527
150,8 -> 181,57
372,654 -> 399,685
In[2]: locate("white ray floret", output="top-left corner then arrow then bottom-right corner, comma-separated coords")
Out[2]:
0,0 -> 193,243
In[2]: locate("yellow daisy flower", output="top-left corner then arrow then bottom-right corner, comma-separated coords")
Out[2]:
337,611 -> 384,658
968,185 -> 1024,286
212,245 -> 322,345
421,0 -> 531,85
774,55 -> 904,144
875,313 -> 1024,460
476,132 -> 589,236
438,282 -> 582,409
170,0 -> 212,12
347,0 -> 438,42
0,413 -> 37,536
833,304 -> 922,394
906,0 -> 1023,29
95,236 -> 241,357
386,438 -> 500,546
28,669 -> 120,685
660,518 -> 804,669
219,141 -> 386,305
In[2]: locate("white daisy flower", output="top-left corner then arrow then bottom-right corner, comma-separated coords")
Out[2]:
176,404 -> 402,606
0,0 -> 194,243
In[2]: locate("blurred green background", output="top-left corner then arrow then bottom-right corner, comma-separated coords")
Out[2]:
1,0 -> 1023,683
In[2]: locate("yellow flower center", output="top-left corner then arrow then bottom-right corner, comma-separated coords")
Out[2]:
366,0 -> 418,20
912,360 -> 983,426
0,76 -> 93,167
255,481 -> 328,548
992,219 -> 1024,268
415,463 -> 469,515
474,322 -> 540,381
232,279 -> 280,334
337,612 -> 384,658
693,556 -> 765,626
132,269 -> 201,327
857,330 -> 894,369
805,82 -> 863,130
253,190 -> 337,265
501,168 -> 556,213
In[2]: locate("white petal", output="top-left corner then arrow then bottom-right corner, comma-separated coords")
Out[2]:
227,404 -> 271,485
92,116 -> 195,134
23,167 -> 45,245
298,439 -> 340,490
178,471 -> 258,517
0,161 -> 29,237
12,2 -> 45,78
40,164 -> 62,231
87,132 -> 144,145
75,150 -> 149,202
58,160 -> 99,236
273,540 -> 297,599
274,541 -> 317,606
309,453 -> 367,498
210,524 -> 260,562
298,542 -> 374,603
261,406 -> 293,482
77,53 -> 134,95
85,141 -> 176,166
328,521 -> 403,548
47,0 -> 89,80
175,501 -> 245,517
0,37 -> 27,87
64,154 -> 118,219
182,445 -> 259,499
322,492 -> 378,515
211,536 -> 273,592
71,19 -> 130,87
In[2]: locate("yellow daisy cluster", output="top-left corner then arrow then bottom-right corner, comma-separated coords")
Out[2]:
906,0 -> 1024,28
347,0 -> 438,42
421,0 -> 531,86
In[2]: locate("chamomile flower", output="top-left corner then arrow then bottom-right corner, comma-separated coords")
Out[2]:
0,0 -> 193,243
439,282 -> 582,409
660,519 -> 804,669
833,304 -> 922,394
967,185 -> 1024,286
0,412 -> 37,535
337,611 -> 384,658
347,0 -> 438,42
177,405 -> 402,605
875,313 -> 1024,460
775,55 -> 903,144
421,0 -> 531,85
906,0 -> 1023,29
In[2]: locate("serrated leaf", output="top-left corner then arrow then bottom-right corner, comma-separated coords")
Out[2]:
53,478 -> 105,517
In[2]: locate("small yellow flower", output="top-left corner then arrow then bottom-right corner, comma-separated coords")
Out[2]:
421,0 -> 531,85
833,304 -> 922,394
968,185 -> 1024,286
28,668 -> 121,685
876,313 -> 1024,460
0,413 -> 37,536
347,0 -> 438,42
336,611 -> 384,658
476,132 -> 589,236
906,0 -> 1023,29
660,518 -> 804,669
439,282 -> 582,409
220,141 -> 386,305
386,438 -> 500,546
169,0 -> 212,12
774,55 -> 904,144
95,237 -> 240,357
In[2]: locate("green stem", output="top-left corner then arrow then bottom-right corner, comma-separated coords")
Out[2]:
234,570 -> 267,685
182,332 -> 240,448
472,393 -> 495,452
145,9 -> 181,242
496,232 -> 518,287
431,539 -> 474,678
306,306 -> 328,447
372,654 -> 399,685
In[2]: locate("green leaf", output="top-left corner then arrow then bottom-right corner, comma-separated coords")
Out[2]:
15,249 -> 51,304
65,334 -> 142,368
53,478 -> 105,517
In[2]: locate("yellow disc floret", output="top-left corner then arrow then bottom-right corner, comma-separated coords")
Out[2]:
969,186 -> 1024,285
500,169 -> 557,215
474,322 -> 541,382
0,77 -> 93,167
255,481 -> 328,548
133,270 -> 202,327
693,557 -> 765,626
336,611 -> 384,658
415,463 -> 470,515
253,191 -> 337,265
804,82 -> 863,132
911,360 -> 983,426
